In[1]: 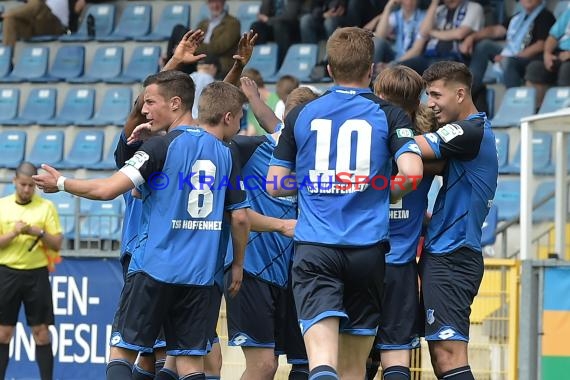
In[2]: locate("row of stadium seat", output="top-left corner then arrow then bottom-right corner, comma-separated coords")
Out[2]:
0,129 -> 120,170
0,87 -> 132,126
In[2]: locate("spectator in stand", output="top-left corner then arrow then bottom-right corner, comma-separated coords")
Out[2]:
461,0 -> 555,103
300,0 -> 347,43
69,0 -> 111,33
399,0 -> 484,74
365,0 -> 426,69
250,0 -> 305,65
273,74 -> 300,121
190,55 -> 221,119
2,0 -> 68,47
525,7 -> 570,108
162,0 -> 240,78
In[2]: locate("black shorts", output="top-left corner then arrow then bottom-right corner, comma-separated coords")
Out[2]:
280,271 -> 308,364
292,242 -> 387,336
0,265 -> 54,326
419,247 -> 484,342
111,272 -> 215,356
120,253 -> 132,281
225,271 -> 285,348
375,261 -> 421,350
207,286 -> 222,349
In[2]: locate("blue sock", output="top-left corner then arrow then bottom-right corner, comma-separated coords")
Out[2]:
105,359 -> 132,380
309,365 -> 338,380
154,368 -> 178,380
383,365 -> 410,379
439,366 -> 475,380
179,373 -> 206,380
132,364 -> 154,380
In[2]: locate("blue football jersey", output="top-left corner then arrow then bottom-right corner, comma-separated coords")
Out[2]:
226,134 -> 297,288
422,113 -> 499,254
120,126 -> 249,285
271,86 -> 421,246
388,174 -> 433,264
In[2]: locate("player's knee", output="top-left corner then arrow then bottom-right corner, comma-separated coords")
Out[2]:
31,325 -> 50,345
429,341 -> 467,375
247,356 -> 278,378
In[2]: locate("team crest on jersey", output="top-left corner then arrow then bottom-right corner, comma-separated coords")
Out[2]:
426,309 -> 435,325
125,151 -> 149,170
396,128 -> 414,138
436,124 -> 464,143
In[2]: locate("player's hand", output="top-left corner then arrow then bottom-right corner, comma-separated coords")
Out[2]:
239,76 -> 260,100
127,122 -> 159,144
544,52 -> 557,71
232,30 -> 258,67
13,221 -> 28,235
279,219 -> 296,238
227,263 -> 243,297
32,164 -> 62,193
172,29 -> 207,65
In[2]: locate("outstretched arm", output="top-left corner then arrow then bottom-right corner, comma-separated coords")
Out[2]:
240,76 -> 280,133
162,29 -> 207,71
224,31 -> 259,85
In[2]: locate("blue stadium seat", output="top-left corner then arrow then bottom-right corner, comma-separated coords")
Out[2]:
79,198 -> 123,239
89,131 -> 121,170
0,46 -> 48,83
500,131 -> 552,174
491,87 -> 536,128
533,181 -> 555,223
30,45 -> 85,83
107,46 -> 160,84
538,87 -> 570,114
0,46 -> 13,79
536,135 -> 570,175
267,44 -> 318,83
6,88 -> 57,126
494,178 -> 521,221
481,204 -> 498,246
246,43 -> 278,79
28,130 -> 64,167
68,46 -> 123,84
41,88 -> 95,126
0,130 -> 26,169
237,2 -> 261,34
43,192 -> 77,239
1,183 -> 15,197
137,4 -> 190,42
60,4 -> 116,42
0,88 -> 20,123
494,131 -> 509,172
59,130 -> 105,169
76,87 -> 132,126
98,4 -> 152,42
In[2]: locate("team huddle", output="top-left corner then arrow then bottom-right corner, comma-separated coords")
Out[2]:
33,26 -> 499,380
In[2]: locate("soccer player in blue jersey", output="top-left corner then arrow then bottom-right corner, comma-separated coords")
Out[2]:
33,73 -> 251,380
414,61 -> 499,380
368,66 -> 439,380
226,80 -> 318,380
267,27 -> 424,380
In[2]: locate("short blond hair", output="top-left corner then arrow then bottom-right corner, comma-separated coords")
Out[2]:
326,27 -> 373,83
373,65 -> 424,117
284,87 -> 318,117
198,82 -> 247,125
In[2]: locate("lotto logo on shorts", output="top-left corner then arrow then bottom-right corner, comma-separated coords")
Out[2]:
110,332 -> 122,346
438,328 -> 456,340
232,335 -> 248,346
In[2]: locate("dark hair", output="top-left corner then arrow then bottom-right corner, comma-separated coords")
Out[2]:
16,161 -> 37,177
143,70 -> 196,112
422,61 -> 472,91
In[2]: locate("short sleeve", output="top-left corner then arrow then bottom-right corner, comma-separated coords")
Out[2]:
44,201 -> 63,236
270,105 -> 299,169
422,121 -> 484,161
550,10 -> 570,39
385,105 -> 423,159
460,2 -> 484,32
119,135 -> 170,188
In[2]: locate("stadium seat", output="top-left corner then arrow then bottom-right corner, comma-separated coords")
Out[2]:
266,44 -> 318,83
76,87 -> 132,126
500,131 -> 552,174
107,46 -> 160,84
491,87 -> 536,128
30,45 -> 85,83
68,46 -> 123,84
494,178 -> 521,221
41,88 -> 95,126
481,204 -> 498,246
0,46 -> 13,79
494,131 -> 509,172
538,87 -> 570,114
0,88 -> 20,123
98,4 -> 152,42
43,192 -> 77,239
28,130 -> 64,167
1,183 -> 15,197
137,4 -> 191,42
0,46 -> 48,83
60,4 -> 116,42
0,130 -> 26,169
88,131 -> 121,170
79,198 -> 123,239
245,43 -> 278,79
6,88 -> 57,126
59,130 -> 105,169
237,2 -> 261,34
533,181 -> 555,223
